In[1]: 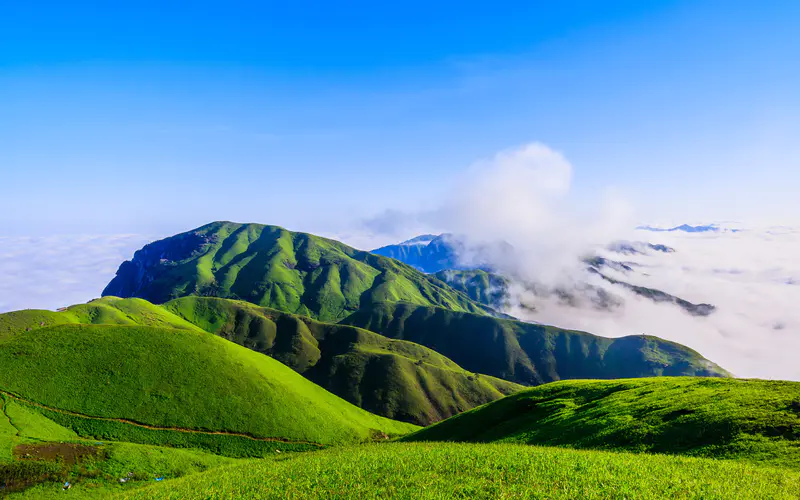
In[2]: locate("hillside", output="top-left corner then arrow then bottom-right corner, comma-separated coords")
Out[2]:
341,302 -> 729,385
2,297 -> 520,426
0,322 -> 416,452
403,378 -> 800,468
163,296 -> 523,425
116,443 -> 800,500
102,222 -> 494,322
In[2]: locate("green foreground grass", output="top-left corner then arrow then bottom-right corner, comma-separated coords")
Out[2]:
115,442 -> 800,500
403,377 -> 800,468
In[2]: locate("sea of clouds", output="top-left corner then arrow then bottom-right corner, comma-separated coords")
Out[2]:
354,142 -> 800,381
0,234 -> 152,314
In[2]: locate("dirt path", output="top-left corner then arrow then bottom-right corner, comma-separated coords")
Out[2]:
1,393 -> 22,437
0,389 -> 324,448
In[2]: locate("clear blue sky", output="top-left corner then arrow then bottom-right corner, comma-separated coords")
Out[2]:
2,0 -> 799,237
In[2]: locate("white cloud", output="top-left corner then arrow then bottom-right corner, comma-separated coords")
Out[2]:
0,234 -> 153,313
350,142 -> 799,381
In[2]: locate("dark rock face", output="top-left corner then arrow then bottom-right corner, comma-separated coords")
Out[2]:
102,231 -> 212,302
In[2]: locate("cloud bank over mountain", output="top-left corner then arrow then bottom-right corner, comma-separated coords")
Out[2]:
354,142 -> 799,380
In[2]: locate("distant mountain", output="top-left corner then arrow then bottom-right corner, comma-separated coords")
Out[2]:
607,241 -> 675,255
636,223 -> 741,233
341,302 -> 730,385
374,234 -> 714,317
371,234 -> 513,274
103,222 -> 496,322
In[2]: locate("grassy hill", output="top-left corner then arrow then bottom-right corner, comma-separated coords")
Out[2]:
403,378 -> 800,468
115,442 -> 800,499
162,296 -> 523,425
1,297 -> 521,426
0,296 -> 204,339
102,222 -> 495,322
341,302 -> 729,385
0,322 -> 416,453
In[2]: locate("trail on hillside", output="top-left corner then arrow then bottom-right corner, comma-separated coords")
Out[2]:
0,389 -> 324,447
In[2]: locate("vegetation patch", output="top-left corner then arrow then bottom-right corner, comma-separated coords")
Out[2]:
403,377 -> 800,469
114,442 -> 800,500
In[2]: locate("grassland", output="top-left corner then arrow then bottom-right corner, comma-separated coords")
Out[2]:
0,323 -> 416,450
403,377 -> 800,468
342,302 -> 729,385
0,297 -> 522,426
102,222 -> 495,321
114,442 -> 800,500
164,296 -> 523,425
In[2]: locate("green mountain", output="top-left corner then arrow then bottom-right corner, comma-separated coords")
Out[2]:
102,222 -> 495,322
3,297 -> 521,426
163,296 -> 523,425
434,269 -> 511,310
402,378 -> 800,468
0,312 -> 416,454
341,302 -> 729,385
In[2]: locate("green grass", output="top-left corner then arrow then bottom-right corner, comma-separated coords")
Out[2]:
0,296 -> 204,340
114,442 -> 800,499
403,377 -> 800,469
164,296 -> 523,425
102,221 -> 495,321
0,323 -> 416,449
0,296 -> 523,427
342,302 -> 729,385
0,392 -> 243,498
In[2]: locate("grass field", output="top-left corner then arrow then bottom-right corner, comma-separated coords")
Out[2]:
164,296 -> 523,425
403,377 -> 800,468
0,323 -> 416,450
114,442 -> 800,500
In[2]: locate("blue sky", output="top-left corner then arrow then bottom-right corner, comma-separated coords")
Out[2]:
2,0 -> 799,238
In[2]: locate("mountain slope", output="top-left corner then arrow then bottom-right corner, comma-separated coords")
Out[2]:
341,302 -> 729,385
103,222 -> 494,322
402,378 -> 800,468
3,297 -> 521,427
163,296 -> 523,425
0,321 -> 416,452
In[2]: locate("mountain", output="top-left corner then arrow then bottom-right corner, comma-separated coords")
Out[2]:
436,265 -> 716,317
0,311 -> 417,454
607,240 -> 676,255
163,296 -> 523,425
341,302 -> 729,386
401,377 -> 800,468
371,234 -> 460,273
374,234 -> 714,316
3,296 -> 521,427
588,268 -> 716,316
433,269 -> 512,311
371,233 -> 513,274
103,222 -> 495,322
636,223 -> 741,233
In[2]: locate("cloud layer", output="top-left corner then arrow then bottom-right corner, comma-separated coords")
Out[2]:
0,234 -> 152,313
353,142 -> 800,380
